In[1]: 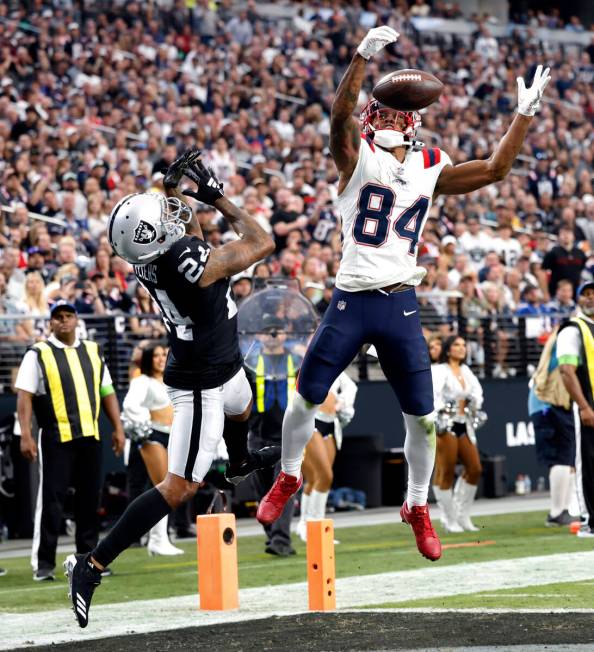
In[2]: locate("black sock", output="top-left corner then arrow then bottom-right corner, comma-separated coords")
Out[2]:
92,487 -> 171,568
223,417 -> 249,465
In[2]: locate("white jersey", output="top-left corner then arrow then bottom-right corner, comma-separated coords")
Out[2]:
336,137 -> 451,291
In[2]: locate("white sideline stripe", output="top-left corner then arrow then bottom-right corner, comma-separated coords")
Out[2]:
2,550 -> 594,650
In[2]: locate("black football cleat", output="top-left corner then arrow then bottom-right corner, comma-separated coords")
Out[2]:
64,553 -> 102,628
225,446 -> 281,485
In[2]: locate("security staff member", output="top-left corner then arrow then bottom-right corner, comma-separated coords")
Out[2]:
558,282 -> 594,538
15,300 -> 125,581
248,316 -> 299,556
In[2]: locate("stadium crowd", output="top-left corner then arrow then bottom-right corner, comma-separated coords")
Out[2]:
0,0 -> 592,380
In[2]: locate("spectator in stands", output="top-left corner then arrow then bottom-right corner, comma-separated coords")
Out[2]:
546,279 -> 576,316
480,282 -> 511,378
129,284 -> 167,340
540,226 -> 587,299
0,271 -> 29,343
516,285 -> 547,316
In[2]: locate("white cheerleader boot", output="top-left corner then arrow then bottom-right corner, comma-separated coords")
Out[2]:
454,477 -> 479,531
432,485 -> 463,533
295,492 -> 310,542
147,516 -> 184,556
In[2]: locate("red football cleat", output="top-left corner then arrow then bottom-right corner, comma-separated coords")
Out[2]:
400,502 -> 442,561
257,472 -> 303,525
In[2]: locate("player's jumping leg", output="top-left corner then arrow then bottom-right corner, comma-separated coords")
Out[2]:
65,383 -> 229,627
373,290 -> 441,561
257,291 -> 364,525
223,368 -> 281,484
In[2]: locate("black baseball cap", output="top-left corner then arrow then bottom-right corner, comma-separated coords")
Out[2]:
50,300 -> 77,317
577,282 -> 594,297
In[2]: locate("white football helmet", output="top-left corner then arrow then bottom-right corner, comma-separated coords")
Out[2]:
107,193 -> 192,264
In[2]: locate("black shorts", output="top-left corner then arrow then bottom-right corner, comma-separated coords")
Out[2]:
314,419 -> 334,438
452,422 -> 467,438
139,429 -> 170,449
531,406 -> 575,467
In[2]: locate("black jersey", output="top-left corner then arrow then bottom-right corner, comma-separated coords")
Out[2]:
133,235 -> 242,390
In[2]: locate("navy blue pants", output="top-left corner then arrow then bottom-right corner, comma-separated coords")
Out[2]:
531,406 -> 575,467
298,288 -> 433,416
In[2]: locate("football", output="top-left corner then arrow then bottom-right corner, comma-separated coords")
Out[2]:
372,69 -> 444,111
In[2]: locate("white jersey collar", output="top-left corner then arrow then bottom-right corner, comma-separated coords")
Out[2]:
48,334 -> 81,349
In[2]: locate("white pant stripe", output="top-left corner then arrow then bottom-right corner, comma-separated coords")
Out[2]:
573,403 -> 590,524
30,433 -> 44,573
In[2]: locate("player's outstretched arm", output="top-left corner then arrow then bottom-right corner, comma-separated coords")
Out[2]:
198,196 -> 274,287
180,159 -> 273,286
434,65 -> 551,197
330,26 -> 399,185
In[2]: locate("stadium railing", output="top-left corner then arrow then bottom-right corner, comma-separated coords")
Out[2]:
0,301 -> 568,393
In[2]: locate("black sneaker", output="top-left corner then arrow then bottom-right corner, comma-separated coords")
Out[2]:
64,553 -> 102,628
0,567 -> 6,577
545,510 -> 574,527
225,446 -> 281,485
265,542 -> 296,557
33,569 -> 55,582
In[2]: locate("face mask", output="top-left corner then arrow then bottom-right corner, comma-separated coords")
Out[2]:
372,129 -> 406,149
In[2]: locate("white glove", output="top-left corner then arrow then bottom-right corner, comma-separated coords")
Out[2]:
357,26 -> 399,60
517,64 -> 551,117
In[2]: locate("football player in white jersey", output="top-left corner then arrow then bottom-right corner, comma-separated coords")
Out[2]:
257,26 -> 550,561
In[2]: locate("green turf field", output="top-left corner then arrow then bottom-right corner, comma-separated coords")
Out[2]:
368,579 -> 594,610
0,510 -> 591,613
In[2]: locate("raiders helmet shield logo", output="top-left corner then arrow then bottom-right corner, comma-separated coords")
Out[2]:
133,220 -> 157,245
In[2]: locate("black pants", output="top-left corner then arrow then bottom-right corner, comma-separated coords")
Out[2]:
249,432 -> 295,548
33,434 -> 102,572
576,416 -> 594,529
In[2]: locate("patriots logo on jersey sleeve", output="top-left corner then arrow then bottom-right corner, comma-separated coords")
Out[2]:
133,220 -> 157,245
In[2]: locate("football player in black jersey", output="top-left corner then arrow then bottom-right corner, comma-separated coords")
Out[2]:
65,151 -> 276,628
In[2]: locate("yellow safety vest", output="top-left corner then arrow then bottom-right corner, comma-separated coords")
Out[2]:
255,354 -> 296,413
32,340 -> 103,442
570,317 -> 594,407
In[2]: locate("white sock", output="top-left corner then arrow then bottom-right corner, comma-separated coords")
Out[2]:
309,490 -> 329,520
281,393 -> 319,477
299,492 -> 311,523
549,465 -> 571,517
568,472 -> 581,517
403,412 -> 436,507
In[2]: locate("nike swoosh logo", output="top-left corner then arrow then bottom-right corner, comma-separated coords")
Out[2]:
179,247 -> 191,258
403,310 -> 417,317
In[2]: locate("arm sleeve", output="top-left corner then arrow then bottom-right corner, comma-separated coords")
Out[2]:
169,236 -> 211,285
556,325 -> 582,365
123,376 -> 151,423
14,350 -> 41,394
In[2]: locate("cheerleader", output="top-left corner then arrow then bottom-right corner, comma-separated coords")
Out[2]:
296,372 -> 357,541
432,336 -> 485,532
123,343 -> 183,556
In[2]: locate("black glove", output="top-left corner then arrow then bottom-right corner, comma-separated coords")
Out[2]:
163,148 -> 201,190
182,157 -> 225,206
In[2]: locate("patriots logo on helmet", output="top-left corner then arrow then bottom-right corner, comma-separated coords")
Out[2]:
132,220 -> 157,245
